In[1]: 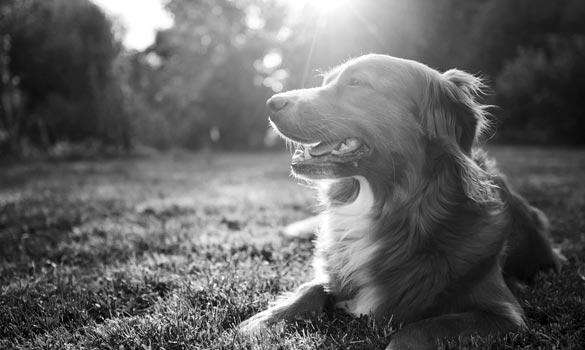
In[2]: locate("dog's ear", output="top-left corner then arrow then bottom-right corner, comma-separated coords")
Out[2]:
419,69 -> 489,154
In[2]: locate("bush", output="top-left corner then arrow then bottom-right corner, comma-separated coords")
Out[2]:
0,0 -> 129,156
495,35 -> 585,145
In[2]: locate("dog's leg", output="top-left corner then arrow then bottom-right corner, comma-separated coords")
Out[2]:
387,311 -> 520,350
388,260 -> 524,350
499,179 -> 566,280
239,280 -> 330,333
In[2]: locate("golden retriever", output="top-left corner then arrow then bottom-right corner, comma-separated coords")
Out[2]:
240,54 -> 563,349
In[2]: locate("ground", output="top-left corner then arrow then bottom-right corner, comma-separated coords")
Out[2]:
1,146 -> 584,349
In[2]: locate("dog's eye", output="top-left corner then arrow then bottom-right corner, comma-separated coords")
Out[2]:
347,78 -> 370,87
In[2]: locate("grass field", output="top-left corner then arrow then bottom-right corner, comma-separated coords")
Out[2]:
1,147 -> 584,349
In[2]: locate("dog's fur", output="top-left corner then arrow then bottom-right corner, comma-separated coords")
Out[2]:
240,54 -> 563,349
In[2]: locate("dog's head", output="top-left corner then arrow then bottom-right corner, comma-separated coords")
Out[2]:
267,54 -> 488,183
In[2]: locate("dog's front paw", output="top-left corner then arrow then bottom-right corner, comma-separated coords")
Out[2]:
239,310 -> 281,335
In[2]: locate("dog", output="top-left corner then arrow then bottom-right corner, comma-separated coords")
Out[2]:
240,54 -> 564,349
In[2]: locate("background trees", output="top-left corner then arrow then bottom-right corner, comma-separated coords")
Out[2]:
473,0 -> 585,145
1,0 -> 584,157
126,0 -> 285,150
0,0 -> 128,156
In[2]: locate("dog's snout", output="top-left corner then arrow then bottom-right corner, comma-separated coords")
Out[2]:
266,95 -> 289,113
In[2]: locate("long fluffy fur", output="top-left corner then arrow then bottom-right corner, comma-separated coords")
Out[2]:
240,54 -> 563,349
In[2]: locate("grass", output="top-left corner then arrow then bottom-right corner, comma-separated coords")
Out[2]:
1,146 -> 584,349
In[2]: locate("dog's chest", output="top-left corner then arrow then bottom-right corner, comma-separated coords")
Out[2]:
314,177 -> 381,316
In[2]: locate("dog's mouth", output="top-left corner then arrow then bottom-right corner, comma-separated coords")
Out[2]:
269,118 -> 371,178
291,137 -> 370,165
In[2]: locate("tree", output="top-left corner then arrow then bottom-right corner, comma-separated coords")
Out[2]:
127,0 -> 285,150
468,0 -> 585,144
495,35 -> 585,145
0,0 -> 128,155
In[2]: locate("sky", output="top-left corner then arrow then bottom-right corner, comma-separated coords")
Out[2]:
90,0 -> 173,50
89,0 -> 345,51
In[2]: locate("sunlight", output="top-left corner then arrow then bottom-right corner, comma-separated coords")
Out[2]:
263,51 -> 283,70
283,0 -> 353,16
90,0 -> 172,50
310,0 -> 351,14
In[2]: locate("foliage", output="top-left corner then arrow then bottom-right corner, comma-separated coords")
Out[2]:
467,0 -> 585,144
0,0 -> 128,156
2,0 -> 585,156
1,148 -> 584,349
496,35 -> 585,145
128,0 -> 585,148
125,0 -> 284,150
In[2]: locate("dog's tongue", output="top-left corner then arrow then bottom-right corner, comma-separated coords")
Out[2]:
309,140 -> 343,156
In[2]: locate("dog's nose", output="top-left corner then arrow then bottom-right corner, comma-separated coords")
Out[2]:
266,95 -> 289,113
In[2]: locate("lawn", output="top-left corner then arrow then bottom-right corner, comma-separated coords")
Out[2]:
1,147 -> 584,349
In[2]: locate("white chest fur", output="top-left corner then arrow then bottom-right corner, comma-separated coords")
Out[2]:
313,176 -> 382,316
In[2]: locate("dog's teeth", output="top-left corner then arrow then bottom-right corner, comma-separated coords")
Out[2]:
333,138 -> 360,155
304,147 -> 312,159
338,140 -> 351,152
